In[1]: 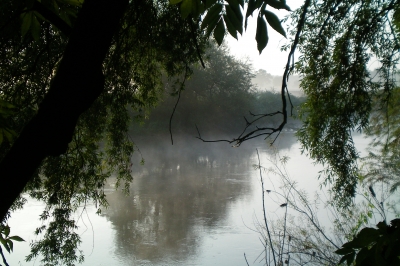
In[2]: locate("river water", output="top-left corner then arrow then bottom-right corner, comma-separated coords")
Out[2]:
6,133 -> 370,265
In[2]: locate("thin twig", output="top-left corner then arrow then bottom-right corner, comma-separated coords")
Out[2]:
189,18 -> 205,69
85,207 -> 95,256
169,66 -> 189,145
257,149 -> 277,266
196,0 -> 311,146
280,183 -> 292,264
244,253 -> 250,266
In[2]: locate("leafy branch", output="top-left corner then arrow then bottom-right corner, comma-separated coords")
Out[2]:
195,0 -> 311,146
0,224 -> 25,266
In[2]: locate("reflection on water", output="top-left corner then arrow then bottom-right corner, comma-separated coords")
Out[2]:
102,137 -> 258,265
8,133 -> 319,266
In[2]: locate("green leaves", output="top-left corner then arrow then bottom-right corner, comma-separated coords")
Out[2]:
170,0 -> 206,18
254,7 -> 287,54
225,5 -> 242,35
21,11 -> 41,41
8,236 -> 24,242
265,0 -> 290,11
213,18 -> 225,45
226,0 -> 243,34
170,0 -> 288,52
0,224 -> 25,254
245,0 -> 263,29
336,219 -> 400,265
263,10 -> 286,37
19,0 -> 82,39
224,14 -> 238,39
248,0 -> 289,53
256,15 -> 268,54
200,2 -> 243,44
201,3 -> 223,31
180,0 -> 193,18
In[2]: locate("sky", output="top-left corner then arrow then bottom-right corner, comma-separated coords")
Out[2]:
226,0 -> 303,76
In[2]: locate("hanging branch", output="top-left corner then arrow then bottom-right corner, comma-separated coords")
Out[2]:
188,17 -> 206,69
196,0 -> 311,146
169,66 -> 190,145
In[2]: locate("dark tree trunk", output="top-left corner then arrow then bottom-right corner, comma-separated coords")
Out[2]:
0,0 -> 128,221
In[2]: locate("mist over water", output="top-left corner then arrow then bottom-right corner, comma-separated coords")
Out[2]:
7,133 -> 368,265
101,135 -> 272,265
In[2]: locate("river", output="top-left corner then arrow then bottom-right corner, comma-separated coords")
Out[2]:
6,133 -> 370,265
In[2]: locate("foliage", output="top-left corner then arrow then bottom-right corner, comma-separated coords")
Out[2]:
0,225 -> 24,253
172,43 -> 257,134
131,44 -> 305,139
335,182 -> 400,265
363,87 -> 400,192
336,219 -> 400,266
170,0 -> 289,51
292,0 -> 400,207
26,208 -> 84,265
286,1 -> 400,263
0,224 -> 24,266
253,150 -> 396,266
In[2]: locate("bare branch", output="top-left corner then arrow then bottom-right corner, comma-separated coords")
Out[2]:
257,149 -> 277,266
244,253 -> 250,266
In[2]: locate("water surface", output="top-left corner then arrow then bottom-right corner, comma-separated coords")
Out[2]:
8,133 -> 366,265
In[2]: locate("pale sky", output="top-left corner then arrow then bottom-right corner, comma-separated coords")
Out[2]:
226,0 -> 303,76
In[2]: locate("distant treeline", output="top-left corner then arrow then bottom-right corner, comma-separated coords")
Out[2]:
130,45 -> 305,139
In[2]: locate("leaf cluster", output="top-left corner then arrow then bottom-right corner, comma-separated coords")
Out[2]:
294,0 -> 400,207
0,224 -> 24,254
20,0 -> 82,40
170,0 -> 289,52
336,219 -> 400,266
362,87 -> 400,192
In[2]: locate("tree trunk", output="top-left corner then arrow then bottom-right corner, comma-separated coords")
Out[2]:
0,0 -> 128,221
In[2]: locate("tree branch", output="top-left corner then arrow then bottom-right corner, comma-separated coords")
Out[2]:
0,245 -> 9,266
196,0 -> 311,146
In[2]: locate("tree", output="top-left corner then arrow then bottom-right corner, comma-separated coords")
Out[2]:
142,43 -> 258,137
134,44 -> 306,141
287,0 -> 400,264
0,0 -> 291,264
293,0 -> 400,207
